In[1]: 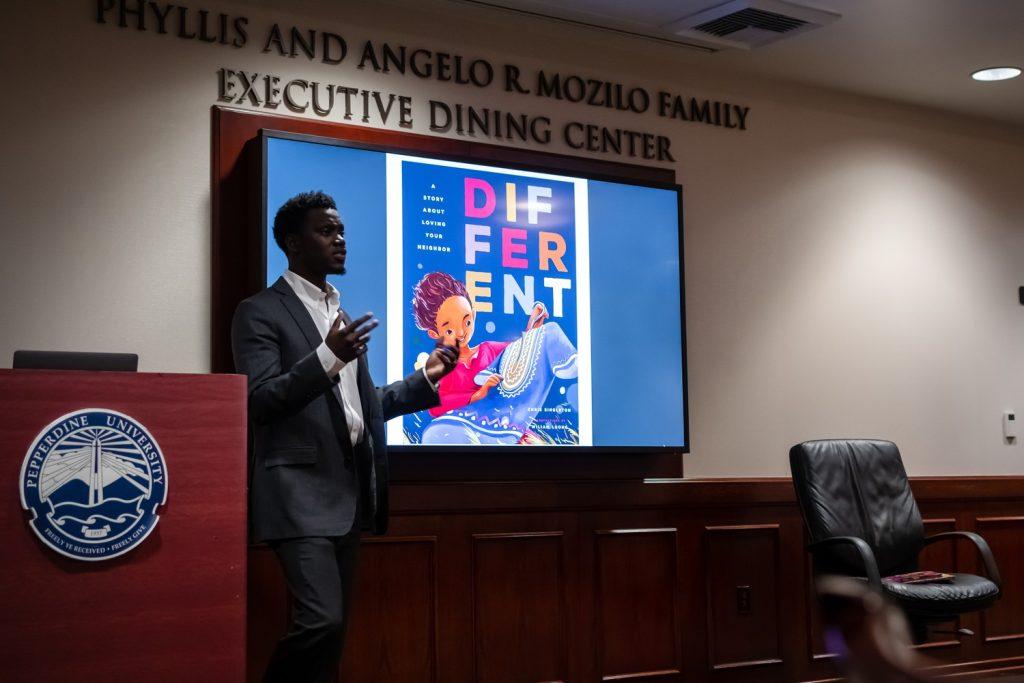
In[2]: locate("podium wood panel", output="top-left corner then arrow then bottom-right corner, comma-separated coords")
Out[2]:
0,369 -> 247,682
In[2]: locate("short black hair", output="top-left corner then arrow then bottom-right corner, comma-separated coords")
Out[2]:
272,191 -> 337,253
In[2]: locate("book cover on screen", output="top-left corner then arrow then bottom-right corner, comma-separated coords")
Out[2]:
393,158 -> 590,446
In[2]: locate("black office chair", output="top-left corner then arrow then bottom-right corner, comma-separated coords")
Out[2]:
789,439 -> 1001,642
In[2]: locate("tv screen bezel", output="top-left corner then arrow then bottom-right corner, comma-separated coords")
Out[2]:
259,127 -> 690,455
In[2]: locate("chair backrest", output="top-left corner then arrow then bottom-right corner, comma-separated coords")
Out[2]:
790,439 -> 924,577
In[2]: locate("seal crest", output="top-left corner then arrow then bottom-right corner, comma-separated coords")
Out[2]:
19,408 -> 168,561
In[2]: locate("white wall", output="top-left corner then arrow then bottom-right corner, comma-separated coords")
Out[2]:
1,1 -> 1021,477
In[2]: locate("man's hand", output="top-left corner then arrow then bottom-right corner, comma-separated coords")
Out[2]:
470,373 -> 502,403
325,312 -> 378,363
424,341 -> 459,384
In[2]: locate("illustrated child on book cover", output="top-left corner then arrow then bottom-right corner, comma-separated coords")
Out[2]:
410,271 -> 579,445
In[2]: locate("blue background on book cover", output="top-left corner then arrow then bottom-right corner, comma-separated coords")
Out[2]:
265,137 -> 685,447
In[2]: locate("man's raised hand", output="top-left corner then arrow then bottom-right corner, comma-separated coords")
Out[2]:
325,312 -> 378,363
424,340 -> 459,384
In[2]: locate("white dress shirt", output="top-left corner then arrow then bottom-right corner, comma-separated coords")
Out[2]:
282,270 -> 366,446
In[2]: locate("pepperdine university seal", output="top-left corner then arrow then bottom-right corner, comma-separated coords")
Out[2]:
19,409 -> 168,561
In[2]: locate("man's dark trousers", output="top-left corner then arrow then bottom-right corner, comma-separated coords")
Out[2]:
263,531 -> 360,683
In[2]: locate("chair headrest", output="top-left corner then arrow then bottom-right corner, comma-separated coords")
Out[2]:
790,439 -> 923,576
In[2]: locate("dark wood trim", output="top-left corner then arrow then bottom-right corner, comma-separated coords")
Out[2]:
911,478 -> 1024,502
703,523 -> 782,532
594,527 -> 680,535
711,658 -> 785,671
385,476 -> 1024,515
915,637 -> 965,651
361,534 -> 441,544
471,530 -> 568,540
602,669 -> 683,681
926,654 -> 1024,678
928,654 -> 1024,672
980,634 -> 1024,643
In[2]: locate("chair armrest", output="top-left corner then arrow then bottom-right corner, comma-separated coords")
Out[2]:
808,536 -> 882,589
922,531 -> 1002,589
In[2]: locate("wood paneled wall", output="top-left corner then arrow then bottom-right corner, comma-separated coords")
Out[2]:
246,477 -> 1024,682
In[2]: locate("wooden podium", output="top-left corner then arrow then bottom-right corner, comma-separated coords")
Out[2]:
0,369 -> 248,682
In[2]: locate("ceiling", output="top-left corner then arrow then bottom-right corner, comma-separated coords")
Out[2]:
454,0 -> 1024,125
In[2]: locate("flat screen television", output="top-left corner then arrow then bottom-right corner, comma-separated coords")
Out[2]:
261,130 -> 688,451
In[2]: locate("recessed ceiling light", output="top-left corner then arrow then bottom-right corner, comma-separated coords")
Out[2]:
971,67 -> 1021,82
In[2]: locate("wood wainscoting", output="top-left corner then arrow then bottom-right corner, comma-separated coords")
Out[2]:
246,476 -> 1024,682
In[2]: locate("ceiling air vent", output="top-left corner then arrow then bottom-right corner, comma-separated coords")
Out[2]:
662,0 -> 840,50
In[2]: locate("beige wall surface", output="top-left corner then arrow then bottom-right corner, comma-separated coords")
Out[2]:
1,2 -> 1021,476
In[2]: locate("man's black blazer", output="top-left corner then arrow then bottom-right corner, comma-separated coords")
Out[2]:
231,276 -> 439,542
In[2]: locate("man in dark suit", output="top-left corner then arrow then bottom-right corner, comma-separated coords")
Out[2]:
231,191 -> 457,682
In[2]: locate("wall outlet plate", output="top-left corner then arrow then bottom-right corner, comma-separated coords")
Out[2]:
736,585 -> 752,614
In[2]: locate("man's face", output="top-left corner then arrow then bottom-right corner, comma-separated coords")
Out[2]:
428,295 -> 475,347
287,207 -> 346,276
